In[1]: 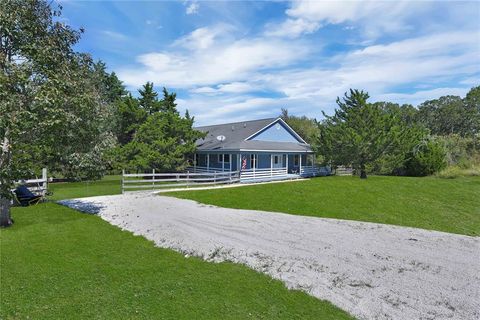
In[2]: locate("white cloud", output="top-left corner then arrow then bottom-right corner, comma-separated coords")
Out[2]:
101,30 -> 127,40
118,26 -> 309,88
191,82 -> 256,95
173,25 -> 233,50
265,18 -> 320,38
179,28 -> 479,124
186,2 -> 199,15
267,0 -> 435,39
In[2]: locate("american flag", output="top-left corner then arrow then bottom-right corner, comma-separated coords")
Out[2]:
242,157 -> 247,170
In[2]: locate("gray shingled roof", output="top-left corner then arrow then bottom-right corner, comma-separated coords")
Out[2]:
195,118 -> 312,152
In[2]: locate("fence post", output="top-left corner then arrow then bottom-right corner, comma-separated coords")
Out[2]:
42,168 -> 47,196
187,171 -> 190,188
214,171 -> 217,184
122,169 -> 125,194
152,169 -> 155,190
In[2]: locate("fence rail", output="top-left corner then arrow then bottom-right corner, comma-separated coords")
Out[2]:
16,168 -> 48,196
300,166 -> 331,177
335,166 -> 353,176
122,170 -> 239,192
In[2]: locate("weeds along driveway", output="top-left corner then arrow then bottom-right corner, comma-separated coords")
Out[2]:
60,193 -> 480,320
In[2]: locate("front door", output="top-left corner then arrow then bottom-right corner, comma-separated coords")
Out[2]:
272,154 -> 283,169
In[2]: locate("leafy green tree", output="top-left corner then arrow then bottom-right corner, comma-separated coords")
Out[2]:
463,86 -> 480,137
416,90 -> 480,137
138,82 -> 161,114
318,89 -> 425,179
372,102 -> 418,126
0,0 -> 108,226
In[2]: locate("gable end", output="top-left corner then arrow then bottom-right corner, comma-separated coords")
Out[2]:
245,118 -> 307,144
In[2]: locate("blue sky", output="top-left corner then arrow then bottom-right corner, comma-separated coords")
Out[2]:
59,0 -> 480,125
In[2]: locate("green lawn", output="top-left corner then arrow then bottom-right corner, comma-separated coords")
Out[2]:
169,176 -> 480,236
48,175 -> 122,200
0,179 -> 354,319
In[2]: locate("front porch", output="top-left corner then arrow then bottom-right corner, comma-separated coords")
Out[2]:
190,152 -> 330,182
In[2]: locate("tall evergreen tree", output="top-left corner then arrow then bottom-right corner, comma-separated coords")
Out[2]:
119,87 -> 204,172
160,87 -> 179,114
318,89 -> 425,179
138,82 -> 160,114
115,94 -> 147,145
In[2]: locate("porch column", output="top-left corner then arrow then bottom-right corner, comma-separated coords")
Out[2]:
299,154 -> 302,175
229,154 -> 232,172
253,154 -> 256,178
222,154 -> 224,172
285,154 -> 288,174
207,154 -> 210,172
270,154 -> 273,177
194,153 -> 197,172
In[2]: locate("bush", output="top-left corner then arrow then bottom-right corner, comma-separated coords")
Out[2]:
439,134 -> 480,166
403,139 -> 447,176
437,165 -> 480,178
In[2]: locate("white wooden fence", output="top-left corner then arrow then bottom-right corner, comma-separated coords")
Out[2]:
335,166 -> 353,176
17,168 -> 48,196
122,170 -> 240,193
300,166 -> 332,177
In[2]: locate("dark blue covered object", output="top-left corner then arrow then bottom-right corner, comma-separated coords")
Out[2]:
14,185 -> 42,206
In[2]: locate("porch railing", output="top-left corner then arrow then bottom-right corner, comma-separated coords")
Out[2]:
240,167 -> 288,181
122,170 -> 239,193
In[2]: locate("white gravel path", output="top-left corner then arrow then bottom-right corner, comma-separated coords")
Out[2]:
59,193 -> 480,320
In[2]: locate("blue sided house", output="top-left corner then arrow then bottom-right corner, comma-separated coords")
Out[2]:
192,117 -> 330,182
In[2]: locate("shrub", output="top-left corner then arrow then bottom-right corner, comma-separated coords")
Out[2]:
403,138 -> 447,176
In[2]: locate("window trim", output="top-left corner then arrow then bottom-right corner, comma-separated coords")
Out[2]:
217,154 -> 230,164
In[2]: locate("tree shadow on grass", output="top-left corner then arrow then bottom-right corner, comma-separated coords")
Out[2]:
56,199 -> 105,215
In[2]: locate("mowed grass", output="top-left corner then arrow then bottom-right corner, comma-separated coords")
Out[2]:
48,175 -> 122,200
0,181 -> 354,319
170,176 -> 480,236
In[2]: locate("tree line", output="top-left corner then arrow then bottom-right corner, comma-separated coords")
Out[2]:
282,87 -> 480,178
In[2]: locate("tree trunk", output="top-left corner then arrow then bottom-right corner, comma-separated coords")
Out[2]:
360,163 -> 367,179
0,196 -> 12,227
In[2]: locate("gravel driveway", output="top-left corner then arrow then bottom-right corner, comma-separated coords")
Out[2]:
60,193 -> 480,320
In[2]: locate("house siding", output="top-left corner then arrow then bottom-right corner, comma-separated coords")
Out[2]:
249,121 -> 302,143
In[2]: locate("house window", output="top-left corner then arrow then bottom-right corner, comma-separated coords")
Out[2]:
294,155 -> 299,166
217,154 -> 230,163
273,155 -> 282,165
250,154 -> 258,168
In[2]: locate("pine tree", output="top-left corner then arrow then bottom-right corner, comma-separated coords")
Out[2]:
318,89 -> 425,178
138,82 -> 160,114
